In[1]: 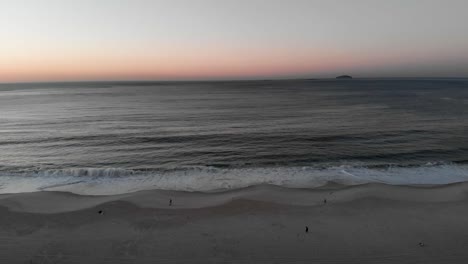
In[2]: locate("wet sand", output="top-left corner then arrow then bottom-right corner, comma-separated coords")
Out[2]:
1,183 -> 468,263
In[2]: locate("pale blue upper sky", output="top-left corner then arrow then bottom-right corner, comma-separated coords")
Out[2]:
1,0 -> 467,81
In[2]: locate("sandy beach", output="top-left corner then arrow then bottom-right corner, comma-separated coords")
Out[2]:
1,183 -> 468,263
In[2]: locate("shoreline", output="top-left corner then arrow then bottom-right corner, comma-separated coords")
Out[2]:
2,183 -> 468,263
1,182 -> 467,213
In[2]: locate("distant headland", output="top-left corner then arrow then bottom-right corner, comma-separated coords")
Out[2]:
336,75 -> 353,79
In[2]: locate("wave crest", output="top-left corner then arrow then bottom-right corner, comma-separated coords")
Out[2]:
36,168 -> 136,177
1,164 -> 468,195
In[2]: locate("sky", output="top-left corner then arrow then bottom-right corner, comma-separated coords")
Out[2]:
1,0 -> 468,82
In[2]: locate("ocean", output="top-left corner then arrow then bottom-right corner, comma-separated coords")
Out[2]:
1,79 -> 467,195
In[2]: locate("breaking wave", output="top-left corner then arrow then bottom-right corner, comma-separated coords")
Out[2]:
1,163 -> 468,195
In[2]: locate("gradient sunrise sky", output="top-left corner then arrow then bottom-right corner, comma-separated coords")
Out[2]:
1,0 -> 467,82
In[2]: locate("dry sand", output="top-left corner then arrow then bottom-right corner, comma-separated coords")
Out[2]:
1,183 -> 468,263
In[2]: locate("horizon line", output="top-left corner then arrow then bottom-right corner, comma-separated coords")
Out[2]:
2,76 -> 468,85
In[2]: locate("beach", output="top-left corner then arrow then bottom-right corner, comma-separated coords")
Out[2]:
2,183 -> 468,263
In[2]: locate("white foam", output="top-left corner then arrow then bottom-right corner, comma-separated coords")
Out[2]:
1,164 -> 468,195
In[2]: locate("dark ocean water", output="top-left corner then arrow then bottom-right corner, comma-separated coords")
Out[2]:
1,79 -> 467,194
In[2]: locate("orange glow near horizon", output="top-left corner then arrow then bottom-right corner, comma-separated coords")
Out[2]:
1,43 -> 467,83
0,45 -> 357,82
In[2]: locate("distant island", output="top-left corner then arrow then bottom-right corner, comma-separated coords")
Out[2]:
336,75 -> 353,79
